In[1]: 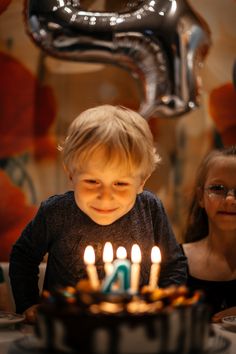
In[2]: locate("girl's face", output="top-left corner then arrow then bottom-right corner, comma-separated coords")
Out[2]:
70,151 -> 146,225
199,156 -> 236,233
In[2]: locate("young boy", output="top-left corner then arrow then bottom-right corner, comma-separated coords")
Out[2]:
9,105 -> 187,322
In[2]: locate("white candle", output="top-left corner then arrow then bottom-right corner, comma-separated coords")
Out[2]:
103,242 -> 114,276
130,244 -> 141,293
84,245 -> 100,290
149,246 -> 161,289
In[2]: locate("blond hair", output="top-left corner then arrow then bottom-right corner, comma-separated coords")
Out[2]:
59,105 -> 160,179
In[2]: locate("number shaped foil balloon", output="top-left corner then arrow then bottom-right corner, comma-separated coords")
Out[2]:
24,0 -> 211,118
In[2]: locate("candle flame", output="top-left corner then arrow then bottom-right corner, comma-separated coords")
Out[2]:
103,242 -> 113,263
116,246 -> 127,260
84,245 -> 95,265
151,246 -> 161,263
131,244 -> 141,263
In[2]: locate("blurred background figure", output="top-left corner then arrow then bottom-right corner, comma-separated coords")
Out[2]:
181,146 -> 236,321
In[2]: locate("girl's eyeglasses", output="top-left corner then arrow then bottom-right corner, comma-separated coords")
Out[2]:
205,184 -> 236,200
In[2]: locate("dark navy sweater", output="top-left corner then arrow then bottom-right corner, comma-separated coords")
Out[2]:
9,190 -> 187,313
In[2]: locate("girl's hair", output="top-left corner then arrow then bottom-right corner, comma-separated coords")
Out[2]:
58,105 -> 160,179
184,145 -> 236,242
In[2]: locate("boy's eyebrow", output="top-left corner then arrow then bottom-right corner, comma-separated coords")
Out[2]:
79,172 -> 137,180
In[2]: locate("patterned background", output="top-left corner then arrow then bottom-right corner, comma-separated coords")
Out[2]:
0,0 -> 236,261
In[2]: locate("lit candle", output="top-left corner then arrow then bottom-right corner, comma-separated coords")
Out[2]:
84,245 -> 100,290
102,246 -> 131,294
117,246 -> 127,260
130,244 -> 141,294
103,242 -> 114,276
149,246 -> 161,289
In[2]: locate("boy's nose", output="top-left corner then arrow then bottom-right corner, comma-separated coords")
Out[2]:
97,186 -> 113,200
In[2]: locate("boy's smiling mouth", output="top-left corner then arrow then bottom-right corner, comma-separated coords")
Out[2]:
91,207 -> 118,213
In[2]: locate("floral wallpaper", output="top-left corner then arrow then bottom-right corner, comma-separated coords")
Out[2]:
0,0 -> 235,260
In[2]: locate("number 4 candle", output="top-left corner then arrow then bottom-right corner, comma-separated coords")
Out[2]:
149,246 -> 161,289
102,246 -> 131,293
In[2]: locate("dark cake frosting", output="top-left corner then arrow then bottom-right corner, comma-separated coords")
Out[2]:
35,284 -> 210,354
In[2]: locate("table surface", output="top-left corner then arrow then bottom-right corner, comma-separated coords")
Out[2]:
0,323 -> 34,354
0,322 -> 235,354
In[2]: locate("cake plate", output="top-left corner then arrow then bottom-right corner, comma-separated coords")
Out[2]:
0,311 -> 25,328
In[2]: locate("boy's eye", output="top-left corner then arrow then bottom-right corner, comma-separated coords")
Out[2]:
84,179 -> 99,185
114,182 -> 129,187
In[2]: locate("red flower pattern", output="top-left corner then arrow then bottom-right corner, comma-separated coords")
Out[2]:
0,51 -> 57,159
0,0 -> 11,15
0,170 -> 37,261
209,83 -> 236,145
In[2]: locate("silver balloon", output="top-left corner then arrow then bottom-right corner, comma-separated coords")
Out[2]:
24,0 -> 211,118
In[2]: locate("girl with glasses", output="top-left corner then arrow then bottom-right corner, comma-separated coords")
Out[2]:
181,145 -> 236,322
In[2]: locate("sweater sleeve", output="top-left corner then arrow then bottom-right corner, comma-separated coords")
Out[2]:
154,201 -> 187,287
9,203 -> 49,313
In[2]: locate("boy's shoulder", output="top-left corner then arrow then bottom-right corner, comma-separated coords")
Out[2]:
138,189 -> 162,208
41,191 -> 75,211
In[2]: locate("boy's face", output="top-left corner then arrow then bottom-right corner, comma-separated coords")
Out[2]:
70,152 -> 146,225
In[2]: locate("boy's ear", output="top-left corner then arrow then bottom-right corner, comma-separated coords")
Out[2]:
69,173 -> 73,182
137,176 -> 150,194
137,185 -> 144,194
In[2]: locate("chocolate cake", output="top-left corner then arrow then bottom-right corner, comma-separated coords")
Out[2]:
35,283 -> 210,354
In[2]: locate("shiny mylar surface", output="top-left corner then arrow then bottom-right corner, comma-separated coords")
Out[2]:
24,0 -> 211,118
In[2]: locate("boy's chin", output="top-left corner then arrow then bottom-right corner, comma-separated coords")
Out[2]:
88,212 -> 123,226
84,206 -> 134,225
90,216 -> 118,226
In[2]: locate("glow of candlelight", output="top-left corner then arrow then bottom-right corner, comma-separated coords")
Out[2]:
84,245 -> 100,289
130,244 -> 141,293
103,242 -> 114,276
149,246 -> 161,289
116,246 -> 127,259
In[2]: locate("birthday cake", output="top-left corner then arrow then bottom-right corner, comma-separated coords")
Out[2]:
35,283 -> 210,354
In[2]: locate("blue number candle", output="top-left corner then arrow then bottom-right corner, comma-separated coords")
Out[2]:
102,246 -> 131,294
